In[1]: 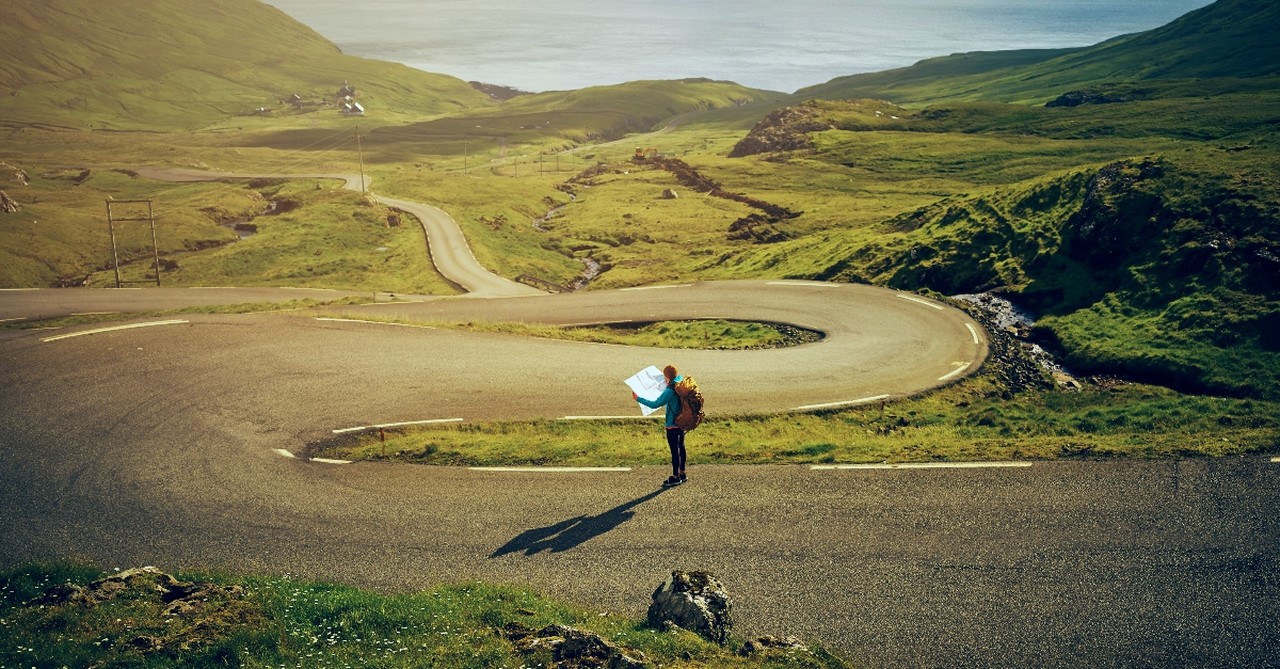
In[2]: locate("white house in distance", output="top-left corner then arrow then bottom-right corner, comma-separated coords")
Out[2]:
337,81 -> 364,115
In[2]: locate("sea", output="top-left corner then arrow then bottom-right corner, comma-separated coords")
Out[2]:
263,0 -> 1214,94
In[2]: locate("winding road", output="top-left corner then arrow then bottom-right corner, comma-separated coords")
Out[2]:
1,171 -> 1276,668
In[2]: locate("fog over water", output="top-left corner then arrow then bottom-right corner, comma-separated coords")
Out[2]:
264,0 -> 1213,93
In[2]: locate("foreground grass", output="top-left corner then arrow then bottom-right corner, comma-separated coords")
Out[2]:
0,564 -> 846,669
314,379 -> 1280,466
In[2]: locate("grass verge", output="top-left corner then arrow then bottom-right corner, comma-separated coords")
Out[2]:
0,563 -> 848,668
311,378 -> 1280,467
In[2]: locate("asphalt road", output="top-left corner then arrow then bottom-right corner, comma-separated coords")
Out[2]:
1,172 -> 1276,667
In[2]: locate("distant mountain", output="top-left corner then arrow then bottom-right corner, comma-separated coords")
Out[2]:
0,0 -> 492,129
798,0 -> 1280,104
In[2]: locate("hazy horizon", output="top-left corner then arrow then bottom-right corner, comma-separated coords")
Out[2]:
264,0 -> 1214,93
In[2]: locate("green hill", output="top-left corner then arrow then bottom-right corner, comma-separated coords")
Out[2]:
372,78 -> 787,151
0,0 -> 492,130
720,0 -> 1280,398
799,0 -> 1280,104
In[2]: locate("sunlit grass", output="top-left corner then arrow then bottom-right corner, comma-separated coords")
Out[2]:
0,564 -> 849,668
315,380 -> 1280,467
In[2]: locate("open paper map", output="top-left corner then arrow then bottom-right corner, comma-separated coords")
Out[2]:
625,365 -> 668,416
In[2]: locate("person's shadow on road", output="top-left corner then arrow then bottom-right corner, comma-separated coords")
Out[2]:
490,488 -> 667,557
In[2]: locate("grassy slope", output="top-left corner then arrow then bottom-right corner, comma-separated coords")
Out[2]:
798,0 -> 1280,104
0,0 -> 492,130
711,1 -> 1280,398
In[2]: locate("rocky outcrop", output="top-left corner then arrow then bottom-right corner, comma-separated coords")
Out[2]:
741,634 -> 810,656
0,191 -> 19,213
506,623 -> 646,668
1064,158 -> 1166,267
1046,88 -> 1138,108
38,566 -> 254,654
0,161 -> 30,187
647,570 -> 733,645
729,102 -> 834,157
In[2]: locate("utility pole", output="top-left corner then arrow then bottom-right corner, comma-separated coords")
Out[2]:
355,125 -> 367,193
105,199 -> 161,288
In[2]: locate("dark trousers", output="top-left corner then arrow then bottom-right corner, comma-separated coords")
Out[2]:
666,427 -> 686,477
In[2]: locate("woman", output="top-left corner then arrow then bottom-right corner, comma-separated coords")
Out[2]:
633,364 -> 687,487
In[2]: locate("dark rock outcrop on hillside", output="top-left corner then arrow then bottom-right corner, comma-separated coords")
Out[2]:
1046,88 -> 1138,108
0,191 -> 20,213
729,102 -> 834,157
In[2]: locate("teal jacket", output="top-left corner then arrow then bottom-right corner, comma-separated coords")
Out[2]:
637,376 -> 683,428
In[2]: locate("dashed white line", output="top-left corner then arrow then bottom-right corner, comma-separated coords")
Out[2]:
470,466 -> 632,473
332,418 -> 464,434
71,311 -> 120,316
274,449 -> 350,464
897,294 -> 944,310
620,284 -> 693,291
0,317 -> 26,323
812,462 -> 1033,471
40,319 -> 189,342
315,317 -> 435,329
966,323 -> 981,344
767,281 -> 838,288
561,415 -> 658,421
938,362 -> 973,382
0,288 -> 40,292
793,394 -> 890,412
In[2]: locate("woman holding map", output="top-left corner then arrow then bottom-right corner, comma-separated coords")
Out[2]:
632,364 -> 687,488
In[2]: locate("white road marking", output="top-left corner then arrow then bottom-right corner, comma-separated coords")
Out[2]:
793,395 -> 890,412
1271,457 -> 1279,463
561,415 -> 660,421
310,458 -> 352,465
470,466 -> 632,473
812,462 -> 1033,470
620,284 -> 692,291
40,320 -> 189,343
274,449 -> 296,459
71,311 -> 120,316
0,288 -> 40,292
0,317 -> 26,323
315,317 -> 435,329
897,294 -> 944,310
938,362 -> 972,382
966,323 -> 981,344
767,281 -> 838,288
332,418 -> 464,434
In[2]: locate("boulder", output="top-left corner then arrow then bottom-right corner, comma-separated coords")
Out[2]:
0,191 -> 19,213
741,634 -> 809,656
506,623 -> 645,669
646,570 -> 733,645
